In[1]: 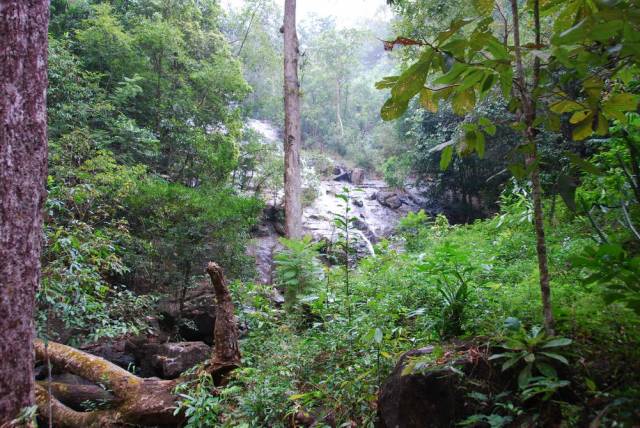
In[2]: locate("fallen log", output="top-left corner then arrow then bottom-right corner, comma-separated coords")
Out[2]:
35,261 -> 241,427
36,381 -> 117,410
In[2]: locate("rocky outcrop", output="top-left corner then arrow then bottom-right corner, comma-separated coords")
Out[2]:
136,341 -> 211,379
377,343 -> 493,428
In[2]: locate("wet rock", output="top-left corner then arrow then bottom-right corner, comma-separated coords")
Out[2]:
137,342 -> 211,379
334,170 -> 351,182
377,192 -> 403,209
377,344 -> 493,428
353,199 -> 364,207
81,339 -> 136,371
351,168 -> 365,185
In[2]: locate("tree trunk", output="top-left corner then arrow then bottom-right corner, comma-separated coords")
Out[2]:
206,262 -> 241,384
0,0 -> 49,422
34,261 -> 241,427
283,0 -> 303,239
510,0 -> 555,335
336,80 -> 344,138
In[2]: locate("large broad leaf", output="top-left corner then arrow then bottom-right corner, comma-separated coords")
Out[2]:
451,89 -> 476,115
391,49 -> 435,102
381,97 -> 410,121
557,174 -> 578,211
434,62 -> 468,85
420,88 -> 438,112
602,93 -> 640,123
553,18 -> 592,45
440,144 -> 454,170
542,337 -> 572,348
572,112 -> 595,141
540,351 -> 569,365
535,361 -> 558,378
375,76 -> 399,90
550,99 -> 584,113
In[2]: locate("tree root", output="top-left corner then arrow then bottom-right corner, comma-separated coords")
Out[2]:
35,261 -> 241,427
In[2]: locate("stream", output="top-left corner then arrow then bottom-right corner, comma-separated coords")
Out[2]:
245,120 -> 434,285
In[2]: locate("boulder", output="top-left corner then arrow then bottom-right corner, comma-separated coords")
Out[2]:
351,168 -> 365,185
136,341 -> 211,379
334,170 -> 351,182
80,338 -> 136,371
377,192 -> 403,209
377,344 -> 493,428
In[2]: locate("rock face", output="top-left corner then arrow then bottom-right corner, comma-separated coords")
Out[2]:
377,344 -> 492,428
136,341 -> 211,379
351,168 -> 365,185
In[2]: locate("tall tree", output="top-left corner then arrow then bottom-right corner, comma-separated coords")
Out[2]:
0,0 -> 49,422
282,0 -> 303,239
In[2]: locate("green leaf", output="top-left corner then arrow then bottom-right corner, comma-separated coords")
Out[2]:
569,110 -> 591,124
434,62 -> 468,85
391,49 -> 435,102
572,112 -> 594,140
550,100 -> 584,113
374,327 -> 383,344
440,145 -> 454,170
540,352 -> 569,365
381,97 -> 410,121
375,76 -> 399,90
536,361 -> 558,378
518,363 -> 533,389
420,88 -> 438,112
451,90 -> 476,115
478,117 -> 496,136
541,337 -> 572,348
553,18 -> 592,45
502,355 -> 521,371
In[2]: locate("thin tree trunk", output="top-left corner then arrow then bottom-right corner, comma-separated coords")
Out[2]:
0,0 -> 49,422
283,0 -> 303,239
510,0 -> 555,335
336,80 -> 344,138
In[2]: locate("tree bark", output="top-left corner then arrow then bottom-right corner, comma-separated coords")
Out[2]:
283,0 -> 303,239
206,262 -> 241,384
0,0 -> 49,423
510,0 -> 555,335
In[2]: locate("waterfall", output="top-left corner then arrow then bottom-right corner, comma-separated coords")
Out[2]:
353,229 -> 376,257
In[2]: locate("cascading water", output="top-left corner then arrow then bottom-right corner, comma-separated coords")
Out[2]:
245,119 -> 431,284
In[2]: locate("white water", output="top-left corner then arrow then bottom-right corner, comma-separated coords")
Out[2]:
246,119 -> 427,283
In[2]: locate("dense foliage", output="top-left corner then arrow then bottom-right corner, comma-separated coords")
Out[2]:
43,0 -> 262,341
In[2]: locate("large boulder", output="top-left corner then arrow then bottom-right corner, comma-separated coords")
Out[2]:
376,191 -> 403,209
80,338 -> 137,371
351,168 -> 365,185
377,344 -> 493,428
136,341 -> 211,379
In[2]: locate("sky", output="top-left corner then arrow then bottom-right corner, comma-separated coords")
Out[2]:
222,0 -> 392,27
